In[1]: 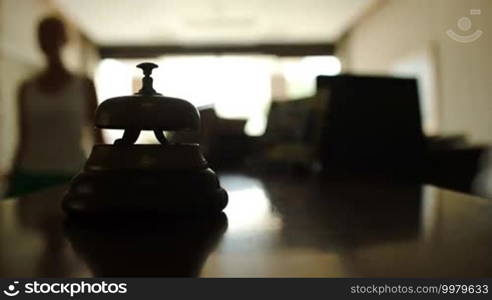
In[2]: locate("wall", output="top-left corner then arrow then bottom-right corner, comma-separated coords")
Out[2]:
0,0 -> 99,175
338,0 -> 492,144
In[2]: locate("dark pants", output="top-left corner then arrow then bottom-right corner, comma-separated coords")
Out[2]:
5,170 -> 74,198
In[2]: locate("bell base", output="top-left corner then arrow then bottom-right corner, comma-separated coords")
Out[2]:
63,168 -> 228,217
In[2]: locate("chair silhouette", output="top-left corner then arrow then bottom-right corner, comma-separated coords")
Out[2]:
317,75 -> 427,180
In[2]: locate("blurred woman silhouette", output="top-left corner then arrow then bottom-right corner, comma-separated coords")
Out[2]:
8,16 -> 102,196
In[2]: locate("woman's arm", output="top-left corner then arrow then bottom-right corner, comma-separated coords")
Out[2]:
11,83 -> 29,174
83,78 -> 104,144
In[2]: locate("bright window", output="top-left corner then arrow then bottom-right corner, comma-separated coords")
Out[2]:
95,55 -> 341,142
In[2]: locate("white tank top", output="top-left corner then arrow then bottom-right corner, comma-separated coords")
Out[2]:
19,76 -> 87,174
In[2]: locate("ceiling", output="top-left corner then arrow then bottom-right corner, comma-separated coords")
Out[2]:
53,0 -> 376,46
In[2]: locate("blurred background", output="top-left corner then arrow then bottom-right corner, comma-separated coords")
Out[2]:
0,0 -> 491,197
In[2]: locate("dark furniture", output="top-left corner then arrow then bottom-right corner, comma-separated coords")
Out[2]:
316,75 -> 486,193
317,75 -> 426,179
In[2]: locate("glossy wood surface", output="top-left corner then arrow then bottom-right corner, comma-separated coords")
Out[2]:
1,173 -> 492,277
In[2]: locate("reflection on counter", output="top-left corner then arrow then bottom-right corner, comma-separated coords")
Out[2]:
64,214 -> 227,277
1,174 -> 492,277
0,186 -> 90,277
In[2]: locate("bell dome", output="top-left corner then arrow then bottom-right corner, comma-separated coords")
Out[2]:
95,62 -> 200,131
